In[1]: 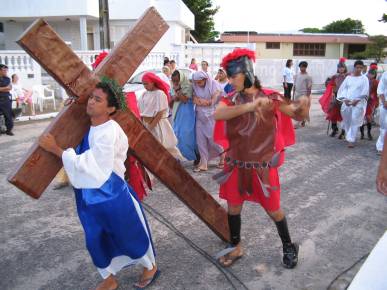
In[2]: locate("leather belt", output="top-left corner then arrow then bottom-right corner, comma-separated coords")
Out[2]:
225,156 -> 271,169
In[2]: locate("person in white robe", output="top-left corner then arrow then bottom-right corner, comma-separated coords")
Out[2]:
337,60 -> 369,147
376,71 -> 387,154
138,72 -> 185,160
39,80 -> 160,290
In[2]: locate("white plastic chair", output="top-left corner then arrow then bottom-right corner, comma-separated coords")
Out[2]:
32,85 -> 56,112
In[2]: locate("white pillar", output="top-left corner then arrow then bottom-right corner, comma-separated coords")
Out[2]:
79,16 -> 88,50
339,43 -> 344,58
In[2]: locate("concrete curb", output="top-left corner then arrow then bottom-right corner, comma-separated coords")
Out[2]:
15,112 -> 58,122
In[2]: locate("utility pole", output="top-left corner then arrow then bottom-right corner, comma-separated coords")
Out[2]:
99,0 -> 111,49
352,23 -> 362,34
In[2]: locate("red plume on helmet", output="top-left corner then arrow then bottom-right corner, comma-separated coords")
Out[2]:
369,64 -> 378,71
92,51 -> 109,69
221,48 -> 256,70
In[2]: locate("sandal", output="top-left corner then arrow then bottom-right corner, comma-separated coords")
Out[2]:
215,246 -> 243,267
193,167 -> 207,172
133,269 -> 161,289
216,162 -> 225,169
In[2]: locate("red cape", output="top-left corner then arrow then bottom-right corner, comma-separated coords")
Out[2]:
318,81 -> 342,122
124,92 -> 149,201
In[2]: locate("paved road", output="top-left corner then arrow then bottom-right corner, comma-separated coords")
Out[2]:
1,96 -> 386,290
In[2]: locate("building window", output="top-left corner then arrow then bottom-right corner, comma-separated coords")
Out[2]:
266,42 -> 280,49
293,43 -> 326,56
0,23 -> 3,33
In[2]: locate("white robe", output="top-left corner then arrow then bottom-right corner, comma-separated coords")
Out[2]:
376,72 -> 387,151
138,89 -> 184,160
337,75 -> 369,143
62,120 -> 155,278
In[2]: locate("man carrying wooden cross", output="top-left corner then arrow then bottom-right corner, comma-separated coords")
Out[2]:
39,79 -> 160,290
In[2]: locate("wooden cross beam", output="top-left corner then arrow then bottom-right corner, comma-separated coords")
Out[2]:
7,7 -> 230,242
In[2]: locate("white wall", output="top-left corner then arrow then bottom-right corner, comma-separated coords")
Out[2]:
109,0 -> 194,29
0,0 -> 98,18
109,20 -> 187,54
3,22 -> 28,50
0,32 -> 6,50
0,0 -> 194,52
3,20 -> 99,50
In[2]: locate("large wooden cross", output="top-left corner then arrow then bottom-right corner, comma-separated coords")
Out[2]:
7,8 -> 230,242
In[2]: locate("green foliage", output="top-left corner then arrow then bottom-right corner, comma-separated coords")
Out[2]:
323,18 -> 365,34
183,0 -> 219,42
352,35 -> 387,62
299,18 -> 365,34
299,28 -> 323,33
379,13 -> 387,23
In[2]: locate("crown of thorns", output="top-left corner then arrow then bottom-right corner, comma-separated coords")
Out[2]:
100,76 -> 127,111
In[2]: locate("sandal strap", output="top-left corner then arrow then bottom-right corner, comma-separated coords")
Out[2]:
135,277 -> 153,287
214,245 -> 237,260
134,270 -> 161,289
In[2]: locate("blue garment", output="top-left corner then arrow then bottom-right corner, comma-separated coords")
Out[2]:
224,83 -> 234,94
74,131 -> 154,269
173,99 -> 197,160
0,76 -> 11,98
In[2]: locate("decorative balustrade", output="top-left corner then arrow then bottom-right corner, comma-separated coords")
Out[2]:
2,48 -> 383,92
0,51 -> 34,72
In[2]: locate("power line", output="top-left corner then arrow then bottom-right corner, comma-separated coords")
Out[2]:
142,202 -> 250,290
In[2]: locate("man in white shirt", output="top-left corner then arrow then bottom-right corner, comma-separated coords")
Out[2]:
215,68 -> 229,93
337,60 -> 369,148
157,66 -> 171,86
376,71 -> 387,154
201,60 -> 209,73
293,61 -> 312,128
283,59 -> 294,100
376,135 -> 387,195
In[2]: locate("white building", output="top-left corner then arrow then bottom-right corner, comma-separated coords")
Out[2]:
0,0 -> 195,53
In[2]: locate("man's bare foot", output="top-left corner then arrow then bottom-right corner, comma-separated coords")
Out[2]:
53,182 -> 69,190
134,265 -> 159,288
218,243 -> 244,267
95,275 -> 118,290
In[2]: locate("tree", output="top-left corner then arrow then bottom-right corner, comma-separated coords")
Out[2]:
299,18 -> 366,34
379,13 -> 387,23
352,35 -> 387,62
299,28 -> 322,33
323,18 -> 365,34
182,0 -> 219,42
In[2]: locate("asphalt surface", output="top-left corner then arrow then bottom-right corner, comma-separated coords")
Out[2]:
1,96 -> 386,290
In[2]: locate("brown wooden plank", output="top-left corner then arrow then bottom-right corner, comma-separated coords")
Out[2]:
17,18 -> 99,103
7,104 -> 89,199
94,7 -> 169,87
7,8 -> 230,242
7,8 -> 168,198
113,111 -> 230,242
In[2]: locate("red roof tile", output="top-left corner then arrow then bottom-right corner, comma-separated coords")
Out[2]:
220,34 -> 371,44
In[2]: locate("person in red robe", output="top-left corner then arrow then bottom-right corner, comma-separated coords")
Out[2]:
319,58 -> 349,138
213,48 -> 310,269
360,63 -> 379,140
92,51 -> 150,201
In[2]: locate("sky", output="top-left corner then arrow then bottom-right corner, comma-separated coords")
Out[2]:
212,0 -> 387,35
